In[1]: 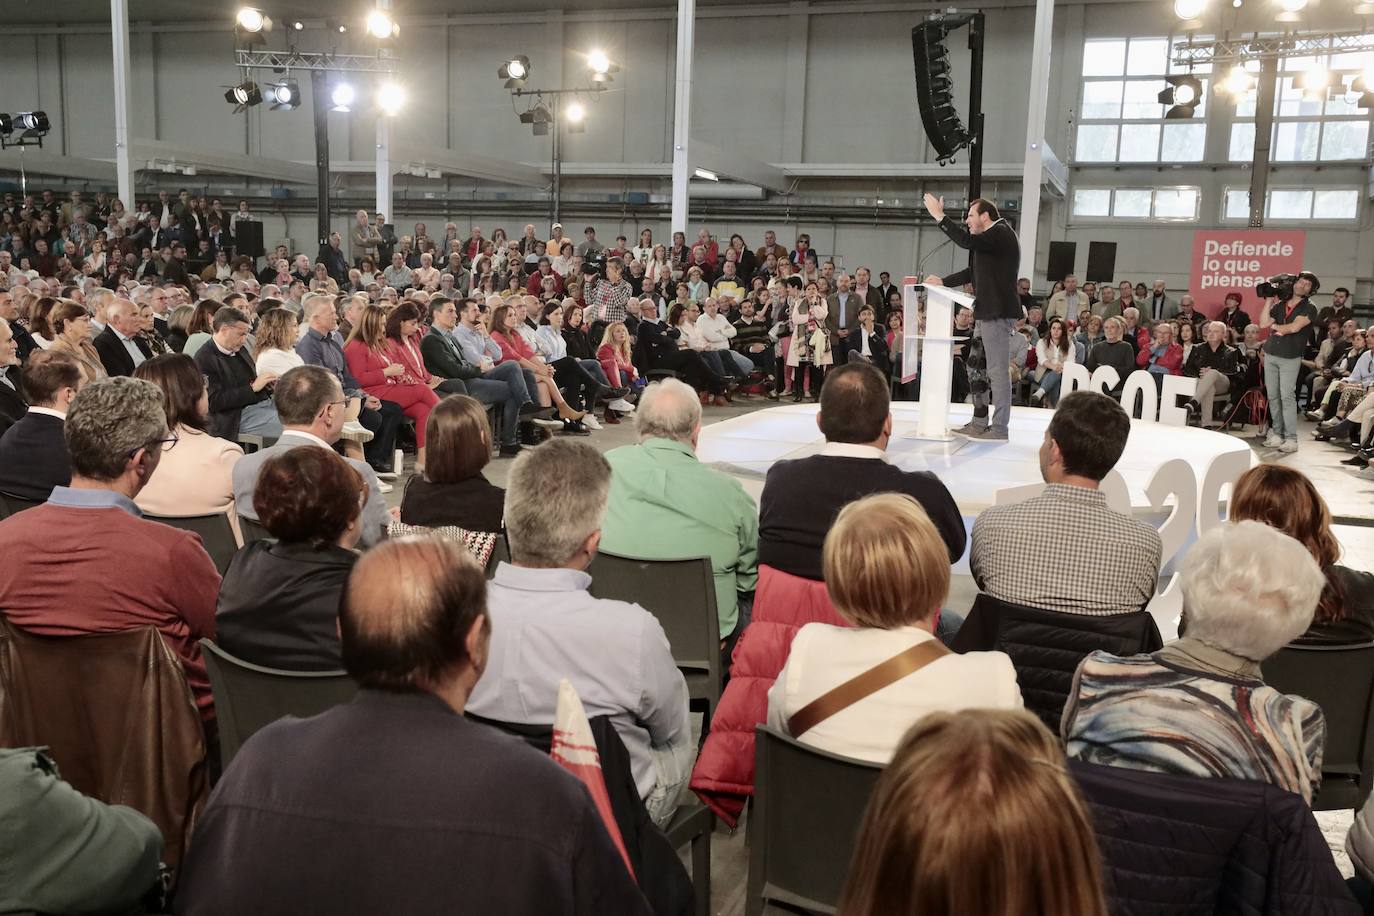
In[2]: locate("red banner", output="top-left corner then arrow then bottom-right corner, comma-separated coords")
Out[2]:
1188,229 -> 1306,318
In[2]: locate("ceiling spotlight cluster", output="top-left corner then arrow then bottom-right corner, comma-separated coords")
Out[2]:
234,7 -> 397,43
498,49 -> 617,136
1157,73 -> 1203,118
0,111 -> 51,149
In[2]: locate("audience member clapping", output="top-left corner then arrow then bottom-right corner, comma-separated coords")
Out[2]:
769,493 -> 1021,763
0,349 -> 82,499
398,394 -> 505,534
174,539 -> 651,915
838,710 -> 1107,916
1229,464 -> 1374,644
0,376 -> 221,724
132,353 -> 244,529
1062,521 -> 1326,803
215,446 -> 364,670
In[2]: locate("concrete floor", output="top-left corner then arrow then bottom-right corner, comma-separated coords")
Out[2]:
389,399 -> 1373,914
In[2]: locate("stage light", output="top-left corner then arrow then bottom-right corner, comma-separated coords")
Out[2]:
1298,63 -> 1330,98
498,55 -> 531,89
365,10 -> 399,39
236,7 -> 269,32
291,19 -> 305,31
588,50 -> 611,74
328,19 -> 348,34
331,83 -> 356,112
0,115 -> 12,137
1276,0 -> 1307,20
565,102 -> 585,123
224,82 -> 263,111
376,81 -> 406,116
14,112 -> 49,134
1217,64 -> 1254,96
1159,74 -> 1203,117
1174,0 -> 1207,19
911,18 -> 972,163
268,79 -> 301,110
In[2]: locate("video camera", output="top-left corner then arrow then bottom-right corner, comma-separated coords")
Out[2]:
1256,273 -> 1298,301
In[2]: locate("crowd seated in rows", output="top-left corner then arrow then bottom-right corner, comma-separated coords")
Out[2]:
467,439 -> 693,828
215,444 -> 362,671
173,539 -> 650,915
398,394 -> 505,534
768,493 -> 1022,764
1063,520 -> 1326,803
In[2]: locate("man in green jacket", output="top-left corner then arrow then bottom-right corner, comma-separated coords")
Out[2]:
600,378 -> 759,646
0,747 -> 164,914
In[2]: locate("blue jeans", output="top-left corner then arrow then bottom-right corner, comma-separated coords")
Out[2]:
721,349 -> 754,378
579,358 -> 611,388
1039,369 -> 1063,406
1265,353 -> 1302,440
238,400 -> 283,439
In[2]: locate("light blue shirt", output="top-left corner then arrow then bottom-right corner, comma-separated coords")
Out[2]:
1349,350 -> 1374,385
47,485 -> 142,517
451,323 -> 501,366
536,325 -> 568,361
466,563 -> 690,800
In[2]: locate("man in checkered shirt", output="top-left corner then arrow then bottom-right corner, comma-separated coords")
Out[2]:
586,258 -> 632,341
970,391 -> 1161,616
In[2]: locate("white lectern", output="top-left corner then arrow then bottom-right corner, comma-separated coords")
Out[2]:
903,276 -> 976,441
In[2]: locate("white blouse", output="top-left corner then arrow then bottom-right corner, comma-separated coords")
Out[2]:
256,347 -> 304,377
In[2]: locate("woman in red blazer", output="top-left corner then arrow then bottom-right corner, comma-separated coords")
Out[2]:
1136,321 -> 1184,393
488,302 -> 585,425
345,303 -> 440,471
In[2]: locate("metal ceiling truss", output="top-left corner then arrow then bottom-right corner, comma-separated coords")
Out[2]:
1173,30 -> 1374,68
233,49 -> 398,73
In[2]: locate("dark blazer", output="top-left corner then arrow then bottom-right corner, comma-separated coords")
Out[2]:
1070,760 -> 1359,915
826,292 -> 865,334
194,341 -> 270,441
399,474 -> 505,533
214,541 -> 357,671
172,690 -> 653,916
846,327 -> 890,374
418,329 -> 480,382
92,326 -> 153,377
162,257 -> 190,287
318,244 -> 349,285
0,371 -> 26,438
0,411 -> 70,501
8,321 -> 38,362
938,217 -> 1022,321
759,453 -> 967,580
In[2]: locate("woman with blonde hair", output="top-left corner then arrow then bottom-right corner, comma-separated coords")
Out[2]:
48,300 -> 106,384
254,308 -> 305,378
767,493 -> 1021,763
597,321 -> 641,391
839,709 -> 1107,916
1230,463 -> 1374,643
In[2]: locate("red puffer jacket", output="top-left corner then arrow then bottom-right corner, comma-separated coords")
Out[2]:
689,564 -> 849,827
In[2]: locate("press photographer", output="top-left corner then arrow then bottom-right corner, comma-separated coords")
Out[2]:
585,255 -> 632,343
1257,270 -> 1319,453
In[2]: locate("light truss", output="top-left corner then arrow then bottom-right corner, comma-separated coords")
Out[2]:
233,49 -> 398,74
1173,30 -> 1374,67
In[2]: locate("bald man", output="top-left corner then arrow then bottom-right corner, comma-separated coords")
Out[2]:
92,299 -> 152,377
175,540 -> 651,916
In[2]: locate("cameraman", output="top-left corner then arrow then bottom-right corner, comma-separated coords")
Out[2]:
1259,271 -> 1320,453
586,257 -> 632,344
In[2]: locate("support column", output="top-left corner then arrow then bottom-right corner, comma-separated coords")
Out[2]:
670,0 -> 696,237
312,69 -> 331,249
1017,0 -> 1054,283
375,0 -> 394,223
110,0 -> 134,205
1248,56 -> 1279,228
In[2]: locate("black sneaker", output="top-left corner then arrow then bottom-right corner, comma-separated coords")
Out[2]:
498,443 -> 523,458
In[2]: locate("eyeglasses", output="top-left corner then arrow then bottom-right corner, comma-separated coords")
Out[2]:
129,429 -> 179,457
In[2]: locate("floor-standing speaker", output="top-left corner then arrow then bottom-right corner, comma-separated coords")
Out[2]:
1086,241 -> 1118,284
1046,241 -> 1077,286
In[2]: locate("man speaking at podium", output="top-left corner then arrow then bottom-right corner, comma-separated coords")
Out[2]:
922,195 -> 1022,441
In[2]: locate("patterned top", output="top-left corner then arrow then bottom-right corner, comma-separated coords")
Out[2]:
1062,648 -> 1325,803
588,277 -> 632,324
970,483 -> 1162,616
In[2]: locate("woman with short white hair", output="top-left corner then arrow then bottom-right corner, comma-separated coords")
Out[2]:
1062,520 -> 1327,802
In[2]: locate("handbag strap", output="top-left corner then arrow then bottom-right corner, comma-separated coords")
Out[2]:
787,638 -> 951,739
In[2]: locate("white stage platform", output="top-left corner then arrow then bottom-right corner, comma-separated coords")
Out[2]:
698,402 -> 1254,516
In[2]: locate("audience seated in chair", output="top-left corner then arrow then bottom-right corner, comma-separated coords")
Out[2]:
768,494 -> 1021,764
466,438 -> 693,828
398,394 -> 505,534
0,376 -> 221,724
0,349 -> 81,500
194,305 -> 283,442
0,747 -> 165,916
173,539 -> 651,916
216,446 -> 364,671
839,710 -> 1106,916
232,365 -> 390,548
600,378 -> 758,644
132,353 -> 244,537
970,391 -> 1161,616
1062,521 -> 1327,803
1230,464 -> 1374,645
0,318 -> 26,436
91,299 -> 152,378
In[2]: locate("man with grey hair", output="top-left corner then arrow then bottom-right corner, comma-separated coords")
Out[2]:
467,438 -> 692,827
601,378 -> 759,645
1183,320 -> 1242,429
92,299 -> 151,377
194,305 -> 282,441
87,287 -> 115,334
0,376 -> 221,724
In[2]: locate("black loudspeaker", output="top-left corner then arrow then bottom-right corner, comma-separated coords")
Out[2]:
1046,241 -> 1076,285
912,20 -> 971,163
1086,241 -> 1118,284
234,220 -> 264,259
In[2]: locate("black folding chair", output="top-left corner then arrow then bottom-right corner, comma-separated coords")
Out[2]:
0,491 -> 43,520
746,726 -> 882,916
237,514 -> 272,544
198,638 -> 358,770
145,512 -> 240,575
1264,640 -> 1374,810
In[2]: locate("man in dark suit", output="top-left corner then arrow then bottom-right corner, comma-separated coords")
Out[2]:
846,306 -> 890,376
0,319 -> 26,438
0,292 -> 37,362
92,300 -> 152,377
826,272 -> 864,365
0,350 -> 81,500
172,539 -> 650,916
162,243 -> 191,288
875,271 -> 899,308
194,305 -> 282,442
318,232 -> 350,286
759,362 -> 965,581
853,267 -> 886,323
